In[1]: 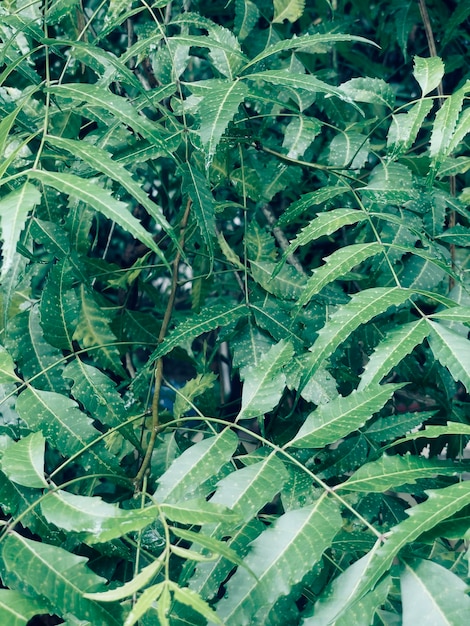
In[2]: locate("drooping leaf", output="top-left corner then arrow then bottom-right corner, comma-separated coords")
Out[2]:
237,339 -> 294,421
358,318 -> 429,390
148,303 -> 247,363
0,183 -> 41,281
180,162 -> 216,265
0,532 -> 122,625
245,70 -> 350,102
338,454 -> 461,493
401,558 -> 470,626
153,429 -> 238,504
29,170 -> 163,261
273,0 -> 305,24
0,589 -> 52,626
413,55 -> 445,96
73,284 -> 126,377
387,422 -> 470,448
427,320 -> 470,390
290,384 -> 404,449
0,431 -> 48,488
214,495 -> 341,626
339,481 -> 470,620
298,243 -> 383,306
41,491 -> 158,543
16,386 -> 123,475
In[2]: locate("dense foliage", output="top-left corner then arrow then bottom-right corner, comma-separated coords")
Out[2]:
1,0 -> 470,624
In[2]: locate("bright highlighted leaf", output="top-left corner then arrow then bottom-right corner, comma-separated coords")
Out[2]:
273,0 -> 305,23
291,384 -> 404,449
401,558 -> 470,626
413,55 -> 445,96
0,346 -> 20,383
0,183 -> 41,281
214,495 -> 341,626
237,339 -> 294,421
427,320 -> 470,390
0,432 -> 48,489
0,589 -> 52,626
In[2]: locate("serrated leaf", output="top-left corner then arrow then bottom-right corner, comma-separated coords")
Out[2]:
47,83 -> 172,155
242,34 -> 376,72
358,319 -> 429,390
0,432 -> 48,488
172,527 -> 249,571
73,284 -> 125,377
278,208 -> 366,269
338,482 -> 470,621
16,386 -> 123,476
0,183 -> 41,281
362,162 -> 417,204
429,81 -> 470,162
251,260 -> 306,300
190,79 -> 249,165
84,555 -> 164,602
234,0 -> 260,41
338,454 -> 461,492
237,340 -> 294,421
213,495 -> 341,626
291,384 -> 404,448
273,0 -> 305,23
387,99 -> 433,157
430,305 -> 470,322
29,170 -> 162,260
149,303 -> 247,363
41,491 -> 158,543
154,429 -> 238,504
245,70 -> 349,102
299,243 -> 383,306
123,582 -> 165,626
413,56 -> 445,96
276,186 -> 348,228
427,320 -> 470,390
0,589 -> 52,626
180,163 -> 216,265
0,532 -> 122,625
46,135 -> 176,255
401,558 -> 470,626
328,132 -> 370,169
436,225 -> 470,246
173,372 -> 218,420
282,116 -> 321,159
170,582 -> 224,625
206,25 -> 246,79
160,499 -> 239,525
338,77 -> 395,108
303,288 -> 412,385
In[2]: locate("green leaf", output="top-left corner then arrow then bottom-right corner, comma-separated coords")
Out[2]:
276,186 -> 348,228
298,243 -> 383,306
245,70 -> 350,102
122,582 -> 166,626
278,208 -> 366,269
0,432 -> 48,488
172,527 -> 250,571
47,83 -> 173,156
0,532 -> 122,625
180,163 -> 216,265
429,81 -> 470,163
148,302 -> 247,363
401,559 -> 470,626
387,422 -> 470,448
29,170 -> 163,261
16,386 -> 123,476
328,132 -> 370,169
84,555 -> 165,602
73,284 -> 125,378
0,589 -> 52,626
362,162 -> 417,204
304,287 -> 412,383
41,491 -> 158,543
358,319 -> 429,390
154,429 -> 238,504
338,77 -> 395,108
340,482 -> 470,619
39,259 -> 78,350
413,56 -> 445,96
191,79 -> 249,166
273,0 -> 305,23
234,0 -> 260,41
46,135 -> 176,255
170,581 -> 224,625
338,454 -> 461,492
160,499 -> 239,525
0,345 -> 20,383
290,384 -> 404,449
427,320 -> 470,390
214,495 -> 341,626
251,261 -> 306,300
387,100 -> 433,157
0,183 -> 41,281
282,116 -> 321,159
237,340 -> 294,420
173,372 -> 218,420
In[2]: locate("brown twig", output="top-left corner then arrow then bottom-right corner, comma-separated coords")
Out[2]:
134,198 -> 192,488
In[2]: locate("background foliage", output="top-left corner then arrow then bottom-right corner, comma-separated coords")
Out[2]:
1,0 -> 470,624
